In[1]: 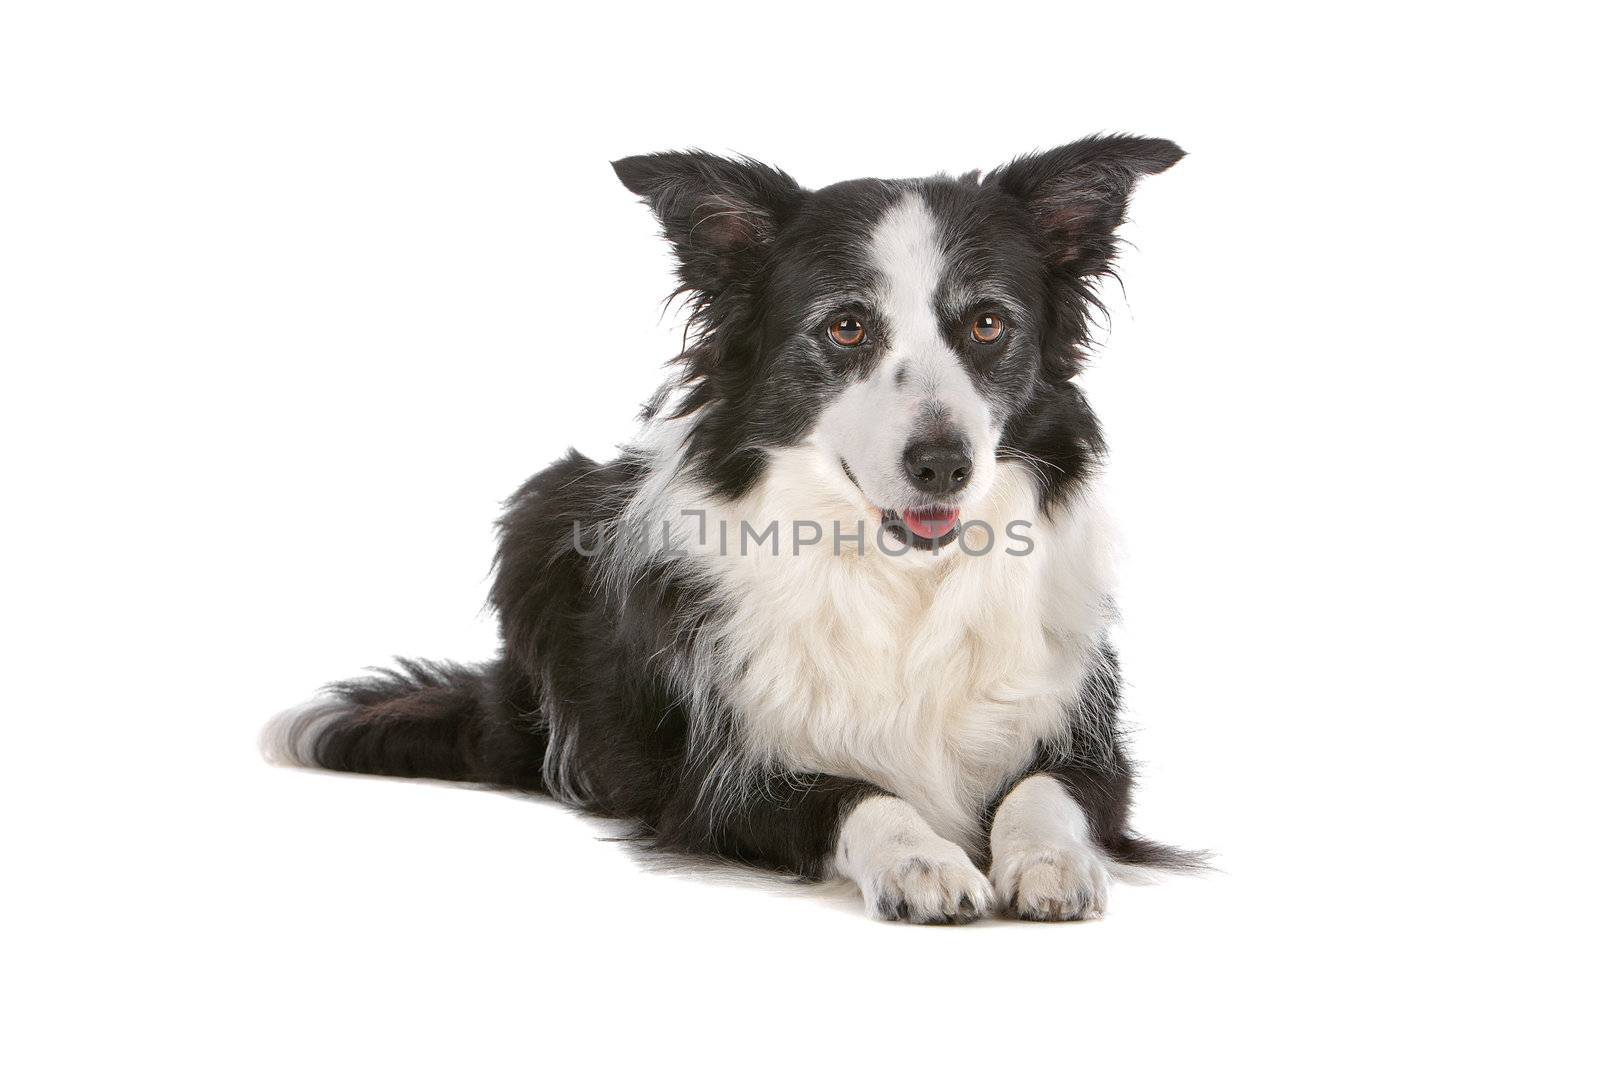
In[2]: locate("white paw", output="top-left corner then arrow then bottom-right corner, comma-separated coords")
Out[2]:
865,848 -> 994,925
836,796 -> 994,924
990,845 -> 1110,921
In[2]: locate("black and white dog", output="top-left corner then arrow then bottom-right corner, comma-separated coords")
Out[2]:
269,135 -> 1200,923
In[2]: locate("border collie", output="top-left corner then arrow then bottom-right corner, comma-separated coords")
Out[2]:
267,135 -> 1201,923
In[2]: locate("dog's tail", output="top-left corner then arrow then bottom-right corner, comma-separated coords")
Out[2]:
1104,833 -> 1214,882
262,658 -> 546,791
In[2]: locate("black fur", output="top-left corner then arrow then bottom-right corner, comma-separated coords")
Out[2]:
268,135 -> 1198,912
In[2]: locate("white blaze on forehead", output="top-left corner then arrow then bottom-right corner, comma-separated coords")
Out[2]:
867,192 -> 958,394
866,192 -> 996,428
869,192 -> 946,339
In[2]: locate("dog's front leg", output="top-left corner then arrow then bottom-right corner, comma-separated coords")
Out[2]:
834,795 -> 993,924
683,771 -> 990,923
988,774 -> 1111,921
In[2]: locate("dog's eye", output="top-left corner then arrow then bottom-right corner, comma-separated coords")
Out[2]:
828,318 -> 867,347
971,314 -> 1006,344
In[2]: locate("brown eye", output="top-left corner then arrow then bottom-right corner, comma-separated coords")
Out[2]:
972,313 -> 1006,344
828,318 -> 867,347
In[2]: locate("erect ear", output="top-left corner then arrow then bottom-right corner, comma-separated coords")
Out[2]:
611,151 -> 804,294
987,134 -> 1184,277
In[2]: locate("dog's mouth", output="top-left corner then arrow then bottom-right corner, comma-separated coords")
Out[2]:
840,459 -> 963,551
881,507 -> 962,550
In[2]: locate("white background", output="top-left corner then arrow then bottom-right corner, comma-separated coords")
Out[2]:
3,2 -> 1596,1064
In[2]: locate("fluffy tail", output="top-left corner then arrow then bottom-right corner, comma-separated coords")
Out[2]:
263,658 -> 546,790
1104,833 -> 1214,882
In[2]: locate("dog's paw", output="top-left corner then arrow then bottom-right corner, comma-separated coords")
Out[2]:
867,850 -> 994,925
990,846 -> 1109,922
836,796 -> 993,924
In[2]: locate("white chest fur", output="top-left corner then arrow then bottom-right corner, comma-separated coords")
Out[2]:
612,431 -> 1117,850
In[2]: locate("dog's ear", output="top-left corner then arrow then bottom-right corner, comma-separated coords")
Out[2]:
612,151 -> 804,294
987,135 -> 1183,278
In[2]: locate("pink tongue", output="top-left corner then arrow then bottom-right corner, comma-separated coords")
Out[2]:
903,507 -> 959,540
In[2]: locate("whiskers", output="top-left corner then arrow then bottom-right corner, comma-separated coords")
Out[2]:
995,445 -> 1063,492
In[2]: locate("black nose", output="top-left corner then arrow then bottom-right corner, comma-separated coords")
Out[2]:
902,438 -> 972,495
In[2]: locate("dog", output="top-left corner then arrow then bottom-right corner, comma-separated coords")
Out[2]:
267,135 -> 1200,923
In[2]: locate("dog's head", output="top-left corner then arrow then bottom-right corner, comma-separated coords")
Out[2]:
614,136 -> 1181,550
